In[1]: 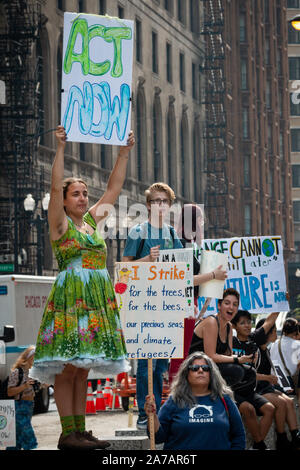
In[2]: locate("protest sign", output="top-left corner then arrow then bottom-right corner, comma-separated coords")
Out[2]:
197,236 -> 289,314
199,250 -> 228,299
0,400 -> 15,448
272,362 -> 294,393
158,248 -> 194,317
61,12 -> 134,145
114,262 -> 187,359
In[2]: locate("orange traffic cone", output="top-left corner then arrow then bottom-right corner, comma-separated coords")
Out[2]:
86,381 -> 96,415
95,380 -> 106,412
103,378 -> 111,407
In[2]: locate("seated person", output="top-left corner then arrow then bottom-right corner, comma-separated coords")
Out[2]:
255,318 -> 300,450
231,310 -> 276,450
270,317 -> 300,400
144,352 -> 246,450
189,288 -> 253,388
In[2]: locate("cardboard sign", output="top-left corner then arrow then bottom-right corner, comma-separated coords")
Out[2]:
61,12 -> 134,145
197,236 -> 289,315
158,248 -> 194,317
198,250 -> 228,299
0,401 -> 15,448
114,262 -> 187,359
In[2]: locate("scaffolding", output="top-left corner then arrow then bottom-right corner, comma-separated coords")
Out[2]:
201,0 -> 229,237
0,0 -> 43,273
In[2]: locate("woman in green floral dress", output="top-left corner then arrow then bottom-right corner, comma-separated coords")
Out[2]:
31,125 -> 134,450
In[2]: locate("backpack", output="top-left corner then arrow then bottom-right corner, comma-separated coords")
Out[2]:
134,223 -> 176,260
0,367 -> 24,400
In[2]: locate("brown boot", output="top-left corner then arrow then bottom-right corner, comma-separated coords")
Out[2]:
78,431 -> 111,449
57,431 -> 98,450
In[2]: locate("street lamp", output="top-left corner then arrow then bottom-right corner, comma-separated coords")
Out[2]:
24,193 -> 50,276
290,14 -> 300,31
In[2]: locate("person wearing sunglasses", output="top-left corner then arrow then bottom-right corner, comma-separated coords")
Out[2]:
122,182 -> 183,430
144,352 -> 245,450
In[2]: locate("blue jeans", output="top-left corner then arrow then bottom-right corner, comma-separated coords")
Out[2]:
136,359 -> 169,418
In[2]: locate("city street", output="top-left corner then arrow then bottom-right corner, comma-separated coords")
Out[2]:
32,397 -> 140,450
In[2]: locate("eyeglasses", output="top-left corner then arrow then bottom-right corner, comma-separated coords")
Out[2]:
188,364 -> 211,372
150,198 -> 171,206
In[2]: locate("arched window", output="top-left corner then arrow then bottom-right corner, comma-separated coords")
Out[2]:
180,112 -> 189,198
136,86 -> 147,181
153,94 -> 162,181
167,101 -> 176,190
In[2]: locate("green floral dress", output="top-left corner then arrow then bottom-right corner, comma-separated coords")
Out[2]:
32,213 -> 129,384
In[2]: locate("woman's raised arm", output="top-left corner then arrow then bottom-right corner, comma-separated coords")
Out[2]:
48,125 -> 68,241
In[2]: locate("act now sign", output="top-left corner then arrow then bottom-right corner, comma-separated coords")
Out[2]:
61,12 -> 134,145
197,235 -> 289,314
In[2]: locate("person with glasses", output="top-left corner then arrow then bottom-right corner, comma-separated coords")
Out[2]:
122,182 -> 183,429
144,352 -> 245,450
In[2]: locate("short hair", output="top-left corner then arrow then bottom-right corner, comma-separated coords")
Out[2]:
282,318 -> 299,336
145,182 -> 176,204
63,177 -> 88,199
218,287 -> 240,305
231,310 -> 251,326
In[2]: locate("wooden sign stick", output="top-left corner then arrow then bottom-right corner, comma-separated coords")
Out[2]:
147,358 -> 155,450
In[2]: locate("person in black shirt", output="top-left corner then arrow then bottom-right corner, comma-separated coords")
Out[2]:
232,310 -> 275,450
254,317 -> 300,450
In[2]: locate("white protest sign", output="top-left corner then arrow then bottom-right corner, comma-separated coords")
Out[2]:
199,250 -> 228,299
197,235 -> 289,315
114,262 -> 187,359
61,12 -> 134,145
0,401 -> 15,448
158,248 -> 194,317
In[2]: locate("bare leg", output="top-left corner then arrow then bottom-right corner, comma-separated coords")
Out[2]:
239,402 -> 262,442
73,368 -> 89,416
281,394 -> 298,431
54,364 -> 78,417
259,402 -> 275,441
263,393 -> 287,433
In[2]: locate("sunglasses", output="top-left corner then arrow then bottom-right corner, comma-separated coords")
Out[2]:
188,364 -> 211,372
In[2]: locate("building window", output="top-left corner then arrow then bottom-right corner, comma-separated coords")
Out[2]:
244,155 -> 250,187
167,103 -> 176,189
266,81 -> 271,108
291,129 -> 300,151
118,5 -> 124,18
177,0 -> 186,24
290,93 -> 300,115
164,0 -> 173,14
244,204 -> 251,235
190,0 -> 199,33
289,57 -> 300,80
57,0 -> 64,10
242,108 -> 249,139
279,133 -> 284,158
99,0 -> 106,14
293,201 -> 300,222
241,59 -> 247,90
78,0 -> 84,12
264,38 -> 270,65
239,13 -> 246,42
136,19 -> 142,63
179,52 -> 185,92
292,165 -> 300,187
288,0 -> 300,8
80,143 -> 85,161
192,62 -> 197,99
281,174 -> 286,201
166,42 -> 172,83
270,214 -> 276,235
180,114 -> 189,198
153,95 -> 162,181
152,31 -> 158,74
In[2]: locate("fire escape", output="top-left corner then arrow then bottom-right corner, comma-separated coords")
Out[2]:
201,0 -> 229,238
0,0 -> 43,274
